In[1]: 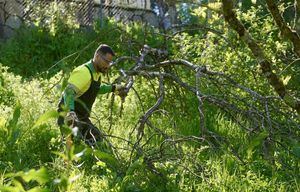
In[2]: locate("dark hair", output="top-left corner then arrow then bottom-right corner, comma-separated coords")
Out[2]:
96,44 -> 115,56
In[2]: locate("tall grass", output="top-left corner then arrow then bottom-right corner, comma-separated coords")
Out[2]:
0,15 -> 299,191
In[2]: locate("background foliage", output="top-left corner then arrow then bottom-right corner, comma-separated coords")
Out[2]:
0,0 -> 299,191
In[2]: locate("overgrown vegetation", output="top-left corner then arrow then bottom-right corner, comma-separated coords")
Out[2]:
0,1 -> 299,191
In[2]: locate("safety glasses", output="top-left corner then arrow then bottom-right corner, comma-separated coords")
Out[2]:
100,54 -> 113,65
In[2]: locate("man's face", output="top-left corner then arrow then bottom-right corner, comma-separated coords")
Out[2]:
96,53 -> 113,73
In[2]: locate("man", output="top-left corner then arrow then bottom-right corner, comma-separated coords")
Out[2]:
57,44 -> 124,146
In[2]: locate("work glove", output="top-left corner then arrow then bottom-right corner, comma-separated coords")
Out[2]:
114,84 -> 124,91
65,111 -> 78,127
114,84 -> 127,98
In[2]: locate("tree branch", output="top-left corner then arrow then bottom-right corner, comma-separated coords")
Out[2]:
221,0 -> 300,114
266,0 -> 300,57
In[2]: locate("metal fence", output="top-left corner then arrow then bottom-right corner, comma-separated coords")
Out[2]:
0,0 -> 158,38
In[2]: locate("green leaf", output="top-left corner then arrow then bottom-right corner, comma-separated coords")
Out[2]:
6,102 -> 22,145
52,144 -> 75,161
68,174 -> 81,183
283,75 -> 291,86
74,148 -> 88,159
7,102 -> 21,129
0,186 -> 20,192
22,167 -> 49,184
34,109 -> 59,127
52,151 -> 67,161
0,186 -> 15,192
207,2 -> 222,12
96,160 -> 107,168
93,150 -> 119,168
5,167 -> 49,187
126,157 -> 144,176
27,187 -> 50,192
247,131 -> 268,159
53,176 -> 69,190
0,116 -> 6,127
292,145 -> 300,158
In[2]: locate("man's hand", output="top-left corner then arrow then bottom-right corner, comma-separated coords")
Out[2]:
115,84 -> 124,91
114,84 -> 127,98
65,111 -> 78,126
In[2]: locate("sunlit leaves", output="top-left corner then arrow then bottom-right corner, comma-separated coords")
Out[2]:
0,167 -> 50,192
34,110 -> 59,128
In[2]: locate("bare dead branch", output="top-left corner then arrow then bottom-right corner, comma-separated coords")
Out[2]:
195,67 -> 206,136
86,43 -> 299,173
136,75 -> 165,140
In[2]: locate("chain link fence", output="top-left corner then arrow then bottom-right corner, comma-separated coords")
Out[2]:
0,0 -> 158,38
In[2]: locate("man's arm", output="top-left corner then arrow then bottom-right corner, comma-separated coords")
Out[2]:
99,83 -> 113,94
65,66 -> 91,110
63,85 -> 76,111
99,83 -> 124,94
63,85 -> 79,127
